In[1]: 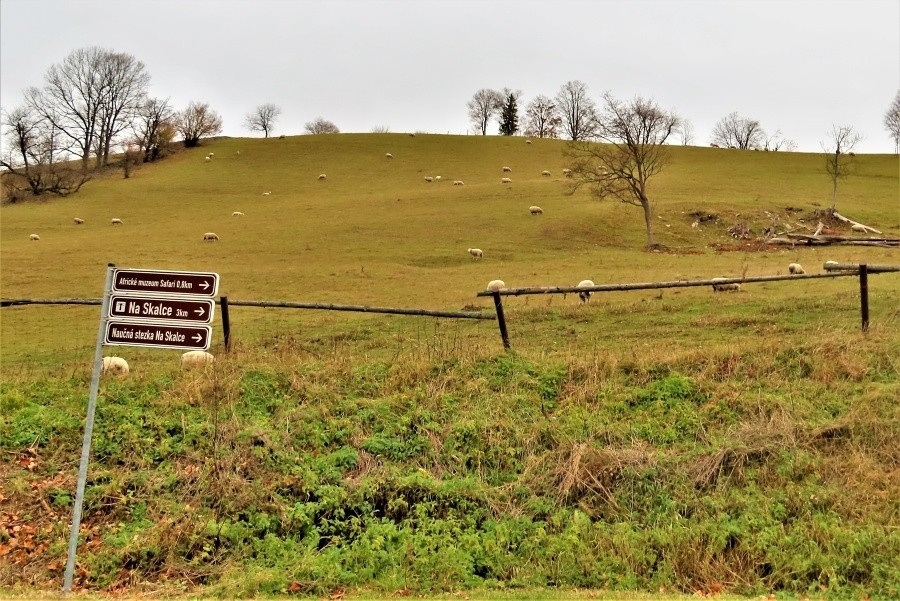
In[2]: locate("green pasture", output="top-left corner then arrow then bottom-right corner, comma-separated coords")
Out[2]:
1,134 -> 897,368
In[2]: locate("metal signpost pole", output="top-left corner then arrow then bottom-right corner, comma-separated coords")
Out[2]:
63,264 -> 115,593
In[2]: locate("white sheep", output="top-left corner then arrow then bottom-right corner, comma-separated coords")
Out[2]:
29,233 -> 40,241
424,176 -> 434,182
562,168 -> 572,178
502,166 -> 512,172
501,177 -> 512,184
385,152 -> 394,159
486,279 -> 506,291
576,279 -> 595,303
850,223 -> 868,234
181,350 -> 215,368
435,176 -> 442,182
262,191 -> 271,196
111,218 -> 123,225
525,139 -> 532,145
541,170 -> 551,177
711,278 -> 741,292
208,152 -> 214,158
453,180 -> 465,186
101,356 -> 129,377
204,156 -> 211,162
232,211 -> 245,217
788,263 -> 805,275
468,248 -> 484,260
318,174 -> 327,180
73,217 -> 84,224
529,205 -> 544,215
203,232 -> 219,241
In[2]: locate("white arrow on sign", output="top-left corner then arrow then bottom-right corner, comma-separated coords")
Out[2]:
192,333 -> 203,342
194,307 -> 206,317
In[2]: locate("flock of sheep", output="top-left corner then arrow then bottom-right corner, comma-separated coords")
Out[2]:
100,350 -> 215,378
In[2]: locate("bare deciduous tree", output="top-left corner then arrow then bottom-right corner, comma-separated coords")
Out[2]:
244,103 -> 281,138
711,112 -> 766,149
1,105 -> 90,198
677,119 -> 694,146
25,47 -> 149,170
762,129 -> 796,152
467,88 -> 503,135
567,94 -> 680,249
133,97 -> 176,162
884,90 -> 900,153
304,118 -> 340,135
556,80 -> 597,141
822,125 -> 862,201
523,95 -> 561,139
93,51 -> 151,166
176,101 -> 223,147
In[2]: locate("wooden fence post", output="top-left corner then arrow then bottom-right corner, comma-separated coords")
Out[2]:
859,265 -> 869,332
220,296 -> 231,350
491,292 -> 511,350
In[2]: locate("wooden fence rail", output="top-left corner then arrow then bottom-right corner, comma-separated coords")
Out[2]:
475,263 -> 899,348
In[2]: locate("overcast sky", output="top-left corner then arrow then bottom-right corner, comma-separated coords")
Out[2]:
1,0 -> 898,153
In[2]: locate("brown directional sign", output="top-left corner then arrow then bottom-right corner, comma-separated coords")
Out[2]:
104,321 -> 212,351
109,295 -> 215,324
112,268 -> 219,297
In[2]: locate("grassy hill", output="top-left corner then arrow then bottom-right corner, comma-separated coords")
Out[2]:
1,135 -> 898,598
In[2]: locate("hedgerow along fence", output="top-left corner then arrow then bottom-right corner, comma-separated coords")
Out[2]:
2,262 -> 897,352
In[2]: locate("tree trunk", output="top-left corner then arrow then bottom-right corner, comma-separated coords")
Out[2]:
641,199 -> 655,248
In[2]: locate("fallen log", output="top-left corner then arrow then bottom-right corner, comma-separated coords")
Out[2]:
765,233 -> 898,247
829,210 -> 882,234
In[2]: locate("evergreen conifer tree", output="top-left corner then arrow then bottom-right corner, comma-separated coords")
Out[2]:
499,92 -> 519,136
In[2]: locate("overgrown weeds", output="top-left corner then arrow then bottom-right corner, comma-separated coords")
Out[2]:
1,325 -> 899,599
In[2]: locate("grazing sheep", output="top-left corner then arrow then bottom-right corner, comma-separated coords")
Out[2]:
73,217 -> 84,224
501,177 -> 512,184
203,232 -> 219,241
385,152 -> 394,158
788,263 -> 805,275
208,152 -> 214,158
318,174 -> 327,180
710,143 -> 720,148
204,156 -> 211,162
111,218 -> 123,225
850,223 -> 868,234
232,211 -> 245,217
502,166 -> 512,172
576,279 -> 595,303
101,356 -> 129,377
435,176 -> 442,182
711,278 -> 741,292
562,168 -> 572,178
453,180 -> 465,186
486,279 -> 506,291
181,350 -> 215,368
541,170 -> 551,177
529,205 -> 544,215
262,191 -> 271,196
29,233 -> 40,241
525,139 -> 532,144
424,176 -> 434,182
467,248 -> 484,260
